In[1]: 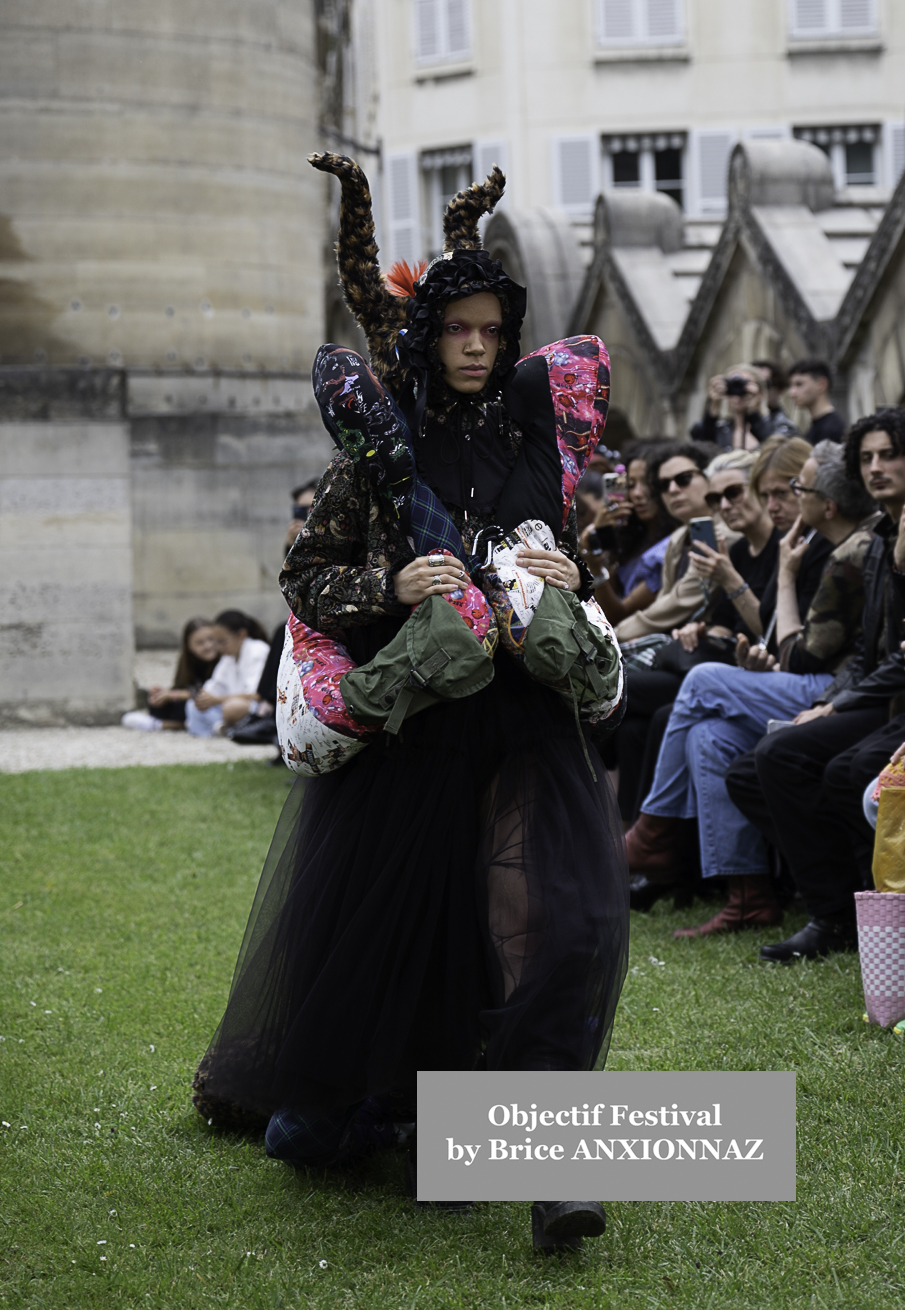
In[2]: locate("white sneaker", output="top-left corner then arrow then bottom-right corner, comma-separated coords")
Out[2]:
121,710 -> 163,732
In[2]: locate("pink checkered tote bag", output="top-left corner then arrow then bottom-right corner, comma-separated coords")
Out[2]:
855,892 -> 905,1028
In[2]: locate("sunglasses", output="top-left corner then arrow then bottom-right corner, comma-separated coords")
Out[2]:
657,469 -> 700,494
704,483 -> 747,510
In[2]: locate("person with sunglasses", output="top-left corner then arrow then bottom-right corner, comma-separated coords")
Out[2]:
613,443 -> 733,645
611,451 -> 774,839
625,439 -> 878,937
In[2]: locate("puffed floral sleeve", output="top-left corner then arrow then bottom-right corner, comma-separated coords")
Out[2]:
280,452 -> 412,634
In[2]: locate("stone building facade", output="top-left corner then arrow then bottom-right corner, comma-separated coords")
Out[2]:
0,1 -> 332,723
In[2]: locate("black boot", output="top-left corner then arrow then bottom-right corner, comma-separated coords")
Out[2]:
405,1134 -> 473,1212
531,1200 -> 606,1254
759,914 -> 857,963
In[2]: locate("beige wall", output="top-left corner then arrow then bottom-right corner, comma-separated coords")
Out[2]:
0,1 -> 325,372
370,0 -> 905,249
0,418 -> 134,725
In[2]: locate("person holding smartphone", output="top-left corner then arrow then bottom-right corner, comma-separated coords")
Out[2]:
578,440 -> 677,625
624,440 -> 878,938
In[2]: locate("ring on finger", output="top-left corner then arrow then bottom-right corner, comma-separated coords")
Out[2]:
428,554 -> 444,568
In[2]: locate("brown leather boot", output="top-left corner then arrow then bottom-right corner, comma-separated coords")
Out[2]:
673,874 -> 783,938
624,812 -> 682,877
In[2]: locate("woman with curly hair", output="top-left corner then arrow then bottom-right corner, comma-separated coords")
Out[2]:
193,155 -> 629,1253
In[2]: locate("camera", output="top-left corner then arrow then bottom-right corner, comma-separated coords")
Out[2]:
724,374 -> 750,397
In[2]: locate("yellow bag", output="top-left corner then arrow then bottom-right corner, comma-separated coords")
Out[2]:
872,787 -> 905,894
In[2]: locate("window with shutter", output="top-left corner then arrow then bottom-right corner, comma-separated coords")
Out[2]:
385,152 -> 421,264
446,0 -> 470,59
693,130 -> 735,214
415,0 -> 440,61
839,0 -> 873,30
474,140 -> 508,187
888,124 -> 905,188
554,137 -> 597,216
646,0 -> 681,41
598,0 -> 683,44
414,0 -> 471,64
789,0 -> 875,37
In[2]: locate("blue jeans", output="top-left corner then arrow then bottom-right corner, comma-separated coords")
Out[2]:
185,701 -> 223,737
642,663 -> 832,878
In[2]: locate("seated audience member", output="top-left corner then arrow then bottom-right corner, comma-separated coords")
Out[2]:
186,610 -> 271,738
725,409 -> 905,961
613,442 -> 728,643
691,363 -> 797,450
610,449 -> 773,825
613,438 -> 822,828
575,467 -> 605,537
752,358 -> 790,423
121,618 -> 219,733
625,438 -> 878,936
787,358 -> 846,445
579,440 -> 677,625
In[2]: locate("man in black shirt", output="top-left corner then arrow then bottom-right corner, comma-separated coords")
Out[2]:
788,358 -> 847,444
725,408 -> 905,961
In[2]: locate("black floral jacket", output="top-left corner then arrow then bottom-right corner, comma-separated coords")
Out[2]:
280,451 -> 588,634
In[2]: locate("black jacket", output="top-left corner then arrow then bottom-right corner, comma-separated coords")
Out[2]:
690,409 -> 798,449
818,514 -> 905,711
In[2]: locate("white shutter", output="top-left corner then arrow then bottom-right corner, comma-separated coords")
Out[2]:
554,136 -> 598,216
646,0 -> 682,41
888,124 -> 905,188
385,152 -> 420,264
791,0 -> 829,34
474,139 -> 508,185
414,0 -> 441,61
694,130 -> 735,214
600,0 -> 637,42
839,0 -> 874,30
445,0 -> 470,59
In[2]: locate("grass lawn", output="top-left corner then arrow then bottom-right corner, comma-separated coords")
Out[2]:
0,761 -> 902,1309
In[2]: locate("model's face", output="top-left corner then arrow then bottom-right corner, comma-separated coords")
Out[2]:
758,471 -> 800,532
437,292 -> 502,393
707,469 -> 760,534
657,456 -> 709,524
788,372 -> 825,410
188,626 -> 219,663
212,625 -> 245,658
626,459 -> 657,521
859,430 -> 905,507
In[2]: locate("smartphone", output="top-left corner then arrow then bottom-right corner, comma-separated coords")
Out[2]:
766,719 -> 796,734
689,517 -> 717,554
602,470 -> 626,505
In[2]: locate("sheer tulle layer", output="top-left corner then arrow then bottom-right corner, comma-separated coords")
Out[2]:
193,655 -> 629,1129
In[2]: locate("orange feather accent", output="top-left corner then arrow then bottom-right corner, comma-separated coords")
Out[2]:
384,260 -> 428,298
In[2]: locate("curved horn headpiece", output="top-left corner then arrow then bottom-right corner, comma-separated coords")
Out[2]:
442,165 -> 506,252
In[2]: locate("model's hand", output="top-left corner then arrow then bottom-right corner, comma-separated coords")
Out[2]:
671,621 -> 706,652
394,554 -> 469,605
516,547 -> 581,591
894,503 -> 905,573
793,703 -> 835,725
890,739 -> 905,765
779,516 -> 809,581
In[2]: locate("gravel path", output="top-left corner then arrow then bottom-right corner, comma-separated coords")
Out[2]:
0,648 -> 284,774
0,728 -> 280,774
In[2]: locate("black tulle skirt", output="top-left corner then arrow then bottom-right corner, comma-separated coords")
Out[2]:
193,651 -> 629,1129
